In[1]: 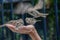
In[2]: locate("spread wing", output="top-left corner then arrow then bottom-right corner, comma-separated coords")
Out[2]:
34,0 -> 43,10
13,2 -> 33,14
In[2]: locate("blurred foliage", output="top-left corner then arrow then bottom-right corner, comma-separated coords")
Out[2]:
0,0 -> 60,40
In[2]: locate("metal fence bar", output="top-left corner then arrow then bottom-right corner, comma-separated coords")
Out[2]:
54,0 -> 59,40
0,1 -> 2,11
21,0 -> 29,40
10,0 -> 15,40
43,0 -> 47,40
1,0 -> 5,40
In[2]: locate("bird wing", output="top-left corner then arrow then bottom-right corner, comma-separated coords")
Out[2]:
34,0 -> 43,10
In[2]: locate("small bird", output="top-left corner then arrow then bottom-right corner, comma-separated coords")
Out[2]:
13,0 -> 48,18
0,19 -> 24,29
25,18 -> 41,25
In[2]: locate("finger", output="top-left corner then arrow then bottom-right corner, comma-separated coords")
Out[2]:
6,24 -> 18,32
6,24 -> 14,27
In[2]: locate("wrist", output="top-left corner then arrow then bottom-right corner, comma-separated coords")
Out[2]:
29,27 -> 41,40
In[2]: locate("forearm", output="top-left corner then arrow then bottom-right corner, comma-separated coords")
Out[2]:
29,28 -> 41,40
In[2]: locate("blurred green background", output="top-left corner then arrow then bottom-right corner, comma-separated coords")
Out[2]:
0,0 -> 60,40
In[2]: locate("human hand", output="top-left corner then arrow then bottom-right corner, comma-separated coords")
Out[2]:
5,24 -> 35,34
5,24 -> 42,40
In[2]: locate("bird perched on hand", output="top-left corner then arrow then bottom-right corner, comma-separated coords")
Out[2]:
0,19 -> 24,28
25,18 -> 41,25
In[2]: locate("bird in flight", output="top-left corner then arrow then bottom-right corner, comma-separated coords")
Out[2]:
13,0 -> 48,18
